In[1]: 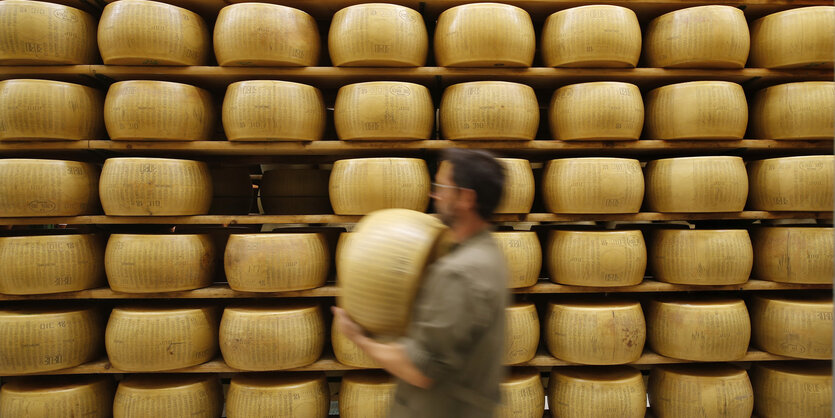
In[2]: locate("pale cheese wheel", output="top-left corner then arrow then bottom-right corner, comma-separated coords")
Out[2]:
209,166 -> 252,215
113,375 -> 223,418
546,230 -> 646,287
503,302 -> 539,365
0,79 -> 104,141
99,157 -> 212,216
0,306 -> 103,374
0,376 -> 113,418
548,366 -> 646,418
648,364 -> 754,418
495,158 -> 534,214
549,82 -> 644,140
750,293 -> 832,359
337,208 -> 448,335
105,234 -> 215,293
491,232 -> 541,288
497,368 -> 544,418
0,159 -> 99,217
104,81 -> 214,141
645,6 -> 749,68
751,361 -> 833,418
440,81 -> 539,140
750,6 -> 835,69
332,319 -> 378,368
747,156 -> 834,212
222,80 -> 326,141
339,371 -> 396,418
434,3 -> 534,67
214,3 -> 319,66
647,297 -> 751,361
541,5 -> 641,68
329,158 -> 431,215
105,306 -> 218,371
329,4 -> 428,67
644,156 -> 748,212
335,82 -> 434,140
98,0 -> 209,65
261,167 -> 331,214
752,227 -> 834,284
226,373 -> 329,418
543,158 -> 644,214
649,229 -> 753,285
224,233 -> 328,292
219,304 -> 324,370
544,299 -> 645,364
0,0 -> 97,65
0,234 -> 104,295
644,81 -> 748,139
750,82 -> 835,140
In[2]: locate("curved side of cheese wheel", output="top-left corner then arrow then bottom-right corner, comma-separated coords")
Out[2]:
0,0 -> 98,65
113,375 -> 223,418
648,364 -> 754,418
749,6 -> 835,69
338,371 -> 396,418
226,373 -> 330,418
334,82 -> 434,140
549,82 -> 644,140
752,227 -> 834,284
223,80 -> 326,141
491,232 -> 541,288
0,234 -> 105,295
644,156 -> 748,212
750,81 -> 835,140
644,81 -> 748,140
751,361 -> 833,418
495,158 -> 535,214
329,158 -> 431,215
548,366 -> 646,418
0,159 -> 100,217
225,233 -> 329,292
497,367 -> 545,418
0,376 -> 114,418
747,156 -> 834,212
332,320 -> 378,368
503,302 -> 539,365
649,229 -> 753,285
546,230 -> 647,287
750,293 -> 833,360
541,5 -> 641,68
440,81 -> 540,140
543,158 -> 644,214
329,4 -> 428,67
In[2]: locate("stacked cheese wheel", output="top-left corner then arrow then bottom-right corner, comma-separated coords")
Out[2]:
0,0 -> 98,65
0,80 -> 104,141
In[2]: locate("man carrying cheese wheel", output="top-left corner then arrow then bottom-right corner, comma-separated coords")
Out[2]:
332,148 -> 509,417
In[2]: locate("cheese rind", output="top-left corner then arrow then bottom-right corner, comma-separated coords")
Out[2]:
546,230 -> 646,287
0,376 -> 114,418
0,234 -> 105,295
747,156 -> 834,211
332,320 -> 378,368
542,5 -> 641,68
339,371 -> 396,418
549,82 -> 644,140
751,361 -> 833,418
440,81 -> 539,140
645,81 -> 748,139
750,293 -> 833,359
334,82 -> 434,140
649,229 -> 753,285
225,233 -> 329,292
223,80 -> 326,141
548,366 -> 646,418
750,82 -> 835,140
329,158 -> 431,215
0,159 -> 100,217
113,375 -> 223,418
644,156 -> 748,212
329,4 -> 428,67
491,232 -> 541,288
752,227 -> 834,284
226,373 -> 330,418
497,368 -> 545,418
648,364 -> 754,418
0,0 -> 98,65
749,6 -> 835,69
495,159 -> 535,214
503,302 -> 539,365
543,158 -> 644,214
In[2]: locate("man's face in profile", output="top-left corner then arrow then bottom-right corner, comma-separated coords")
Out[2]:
432,161 -> 459,226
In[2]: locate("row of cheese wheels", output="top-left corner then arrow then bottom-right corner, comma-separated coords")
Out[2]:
1,225 -> 831,296
3,0 -> 833,70
2,155 -> 831,217
2,362 -> 830,418
2,78 -> 833,141
0,293 -> 830,375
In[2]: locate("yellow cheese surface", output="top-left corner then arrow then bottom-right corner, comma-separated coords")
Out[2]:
0,376 -> 114,418
749,6 -> 834,69
491,231 -> 541,288
750,293 -> 833,359
750,81 -> 835,140
649,229 -> 753,285
339,371 -> 396,418
644,156 -> 748,212
549,82 -> 644,140
113,375 -> 223,418
334,82 -> 434,140
497,368 -> 545,418
546,230 -> 646,287
329,4 -> 427,66
752,227 -> 834,284
747,155 -> 834,212
548,366 -> 646,418
0,159 -> 99,217
224,233 -> 329,292
223,80 -> 326,141
645,81 -> 748,139
0,0 -> 98,64
494,158 -> 535,214
649,364 -> 754,418
434,3 -> 534,67
440,81 -> 539,140
0,79 -> 103,141
226,373 -> 330,418
543,158 -> 644,214
541,5 -> 641,68
751,361 -> 832,418
0,234 -> 105,295
503,302 -> 539,365
329,158 -> 430,215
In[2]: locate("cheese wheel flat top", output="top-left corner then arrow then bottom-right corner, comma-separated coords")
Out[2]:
551,365 -> 643,383
653,363 -> 748,379
755,361 -> 832,377
230,373 -> 327,390
548,299 -> 642,310
223,80 -> 326,141
541,5 -> 641,68
329,3 -> 428,67
0,0 -> 98,65
749,6 -> 835,69
118,374 -> 219,390
549,82 -> 644,140
341,370 -> 395,386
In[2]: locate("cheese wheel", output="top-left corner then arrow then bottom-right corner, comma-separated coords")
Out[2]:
549,82 -> 643,140
649,364 -> 754,418
645,6 -> 749,68
747,156 -> 834,212
752,227 -> 834,284
751,361 -> 833,418
543,158 -> 644,214
644,156 -> 748,212
329,4 -> 427,67
339,371 -> 396,418
0,376 -> 113,418
495,158 -> 534,214
548,366 -> 646,418
544,299 -> 645,364
649,229 -> 753,285
329,158 -> 431,215
104,81 -> 214,141
214,3 -> 319,66
0,234 -> 104,295
647,297 -> 750,361
209,166 -> 252,215
226,373 -> 329,418
750,293 -> 833,359
337,208 -> 449,335
99,157 -> 212,216
105,306 -> 218,371
261,166 -> 331,214
440,81 -> 539,140
224,233 -> 328,292
222,80 -> 325,141
105,234 -> 215,293
220,303 -> 324,370
0,79 -> 103,141
541,5 -> 641,68
504,302 -> 539,365
750,6 -> 835,69
0,0 -> 97,65
98,0 -> 209,65
645,81 -> 748,139
0,159 -> 99,217
434,3 -> 534,67
750,82 -> 835,140
491,232 -> 541,288
546,230 -> 646,287
332,319 -> 378,368
113,375 -> 222,418
0,306 -> 102,374
335,82 -> 434,141
497,368 -> 544,418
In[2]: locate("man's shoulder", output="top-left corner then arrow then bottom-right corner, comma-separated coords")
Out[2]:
430,232 -> 507,288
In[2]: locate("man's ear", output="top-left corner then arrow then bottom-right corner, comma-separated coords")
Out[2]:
457,188 -> 478,213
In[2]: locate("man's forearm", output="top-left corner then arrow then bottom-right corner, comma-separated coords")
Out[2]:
354,334 -> 433,389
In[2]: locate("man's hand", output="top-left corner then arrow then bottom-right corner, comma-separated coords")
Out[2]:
331,306 -> 366,343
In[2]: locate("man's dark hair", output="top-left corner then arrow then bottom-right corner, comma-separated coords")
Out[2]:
440,148 -> 506,220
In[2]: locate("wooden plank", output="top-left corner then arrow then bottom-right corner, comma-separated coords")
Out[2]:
523,349 -> 799,367
514,279 -> 834,294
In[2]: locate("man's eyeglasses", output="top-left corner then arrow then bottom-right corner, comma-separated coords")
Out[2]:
431,182 -> 461,193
